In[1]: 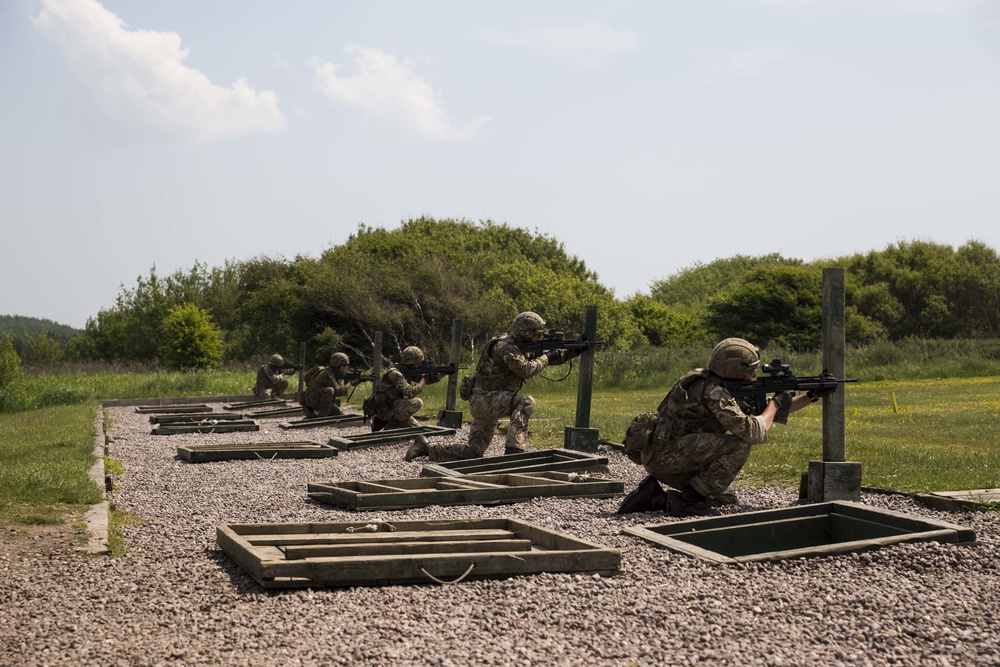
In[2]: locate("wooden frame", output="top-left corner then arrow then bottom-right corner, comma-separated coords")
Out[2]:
223,398 -> 286,410
916,488 -> 1000,512
328,425 -> 457,451
624,501 -> 977,564
149,413 -> 247,424
308,471 -> 624,511
279,414 -> 366,430
421,448 -> 609,478
135,404 -> 213,414
217,518 -> 620,588
151,420 -> 260,435
245,407 -> 306,419
177,441 -> 338,462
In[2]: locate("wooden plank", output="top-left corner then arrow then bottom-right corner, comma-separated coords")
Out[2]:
245,407 -> 305,419
135,404 -> 213,414
223,398 -> 286,410
151,420 -> 260,435
177,441 -> 337,462
283,539 -> 534,559
245,529 -> 518,546
149,413 -> 247,424
420,448 -> 608,478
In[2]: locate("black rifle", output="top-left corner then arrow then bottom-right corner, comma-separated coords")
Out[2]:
335,368 -> 377,385
399,360 -> 460,383
725,358 -> 861,414
275,363 -> 302,374
517,330 -> 604,358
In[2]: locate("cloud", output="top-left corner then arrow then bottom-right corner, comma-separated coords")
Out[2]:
479,21 -> 640,59
32,0 -> 285,143
310,46 -> 490,143
705,46 -> 786,80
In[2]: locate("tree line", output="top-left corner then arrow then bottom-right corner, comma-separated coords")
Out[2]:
3,218 -> 998,369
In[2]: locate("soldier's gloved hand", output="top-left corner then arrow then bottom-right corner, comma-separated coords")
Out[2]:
807,386 -> 837,401
543,349 -> 563,363
567,347 -> 584,359
771,391 -> 794,411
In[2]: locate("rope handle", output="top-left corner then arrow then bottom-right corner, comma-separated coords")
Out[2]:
418,562 -> 476,585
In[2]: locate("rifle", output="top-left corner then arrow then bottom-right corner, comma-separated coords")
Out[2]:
275,363 -> 302,374
399,360 -> 460,384
335,368 -> 377,385
516,330 -> 604,358
725,358 -> 861,415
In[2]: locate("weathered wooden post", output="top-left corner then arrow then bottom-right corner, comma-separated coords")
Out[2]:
297,341 -> 307,410
564,305 -> 599,453
438,319 -> 464,428
373,332 -> 383,379
807,268 -> 863,501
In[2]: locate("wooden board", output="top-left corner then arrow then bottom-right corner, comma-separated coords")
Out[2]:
134,404 -> 213,414
245,407 -> 306,419
624,501 -> 977,564
421,448 -> 610,478
279,414 -> 366,430
327,425 -> 457,451
217,518 -> 621,588
177,441 -> 338,462
151,420 -> 260,435
149,413 -> 248,424
916,488 -> 1000,512
223,398 -> 286,410
307,471 -> 624,511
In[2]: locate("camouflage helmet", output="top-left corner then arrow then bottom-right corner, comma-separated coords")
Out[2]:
709,338 -> 761,379
400,346 -> 425,366
268,354 -> 284,366
512,311 -> 546,340
331,352 -> 349,368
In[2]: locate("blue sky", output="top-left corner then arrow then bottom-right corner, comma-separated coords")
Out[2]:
2,0 -> 998,329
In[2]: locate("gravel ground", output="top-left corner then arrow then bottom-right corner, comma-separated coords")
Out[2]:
2,403 -> 999,666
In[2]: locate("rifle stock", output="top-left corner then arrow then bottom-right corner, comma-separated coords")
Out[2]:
725,358 -> 861,414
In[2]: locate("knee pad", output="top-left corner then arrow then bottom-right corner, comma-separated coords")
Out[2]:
518,395 -> 536,417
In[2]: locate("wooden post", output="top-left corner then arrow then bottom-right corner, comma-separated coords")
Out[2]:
564,305 -> 599,453
297,342 -> 306,410
373,332 -> 383,379
438,319 -> 463,428
806,268 -> 862,501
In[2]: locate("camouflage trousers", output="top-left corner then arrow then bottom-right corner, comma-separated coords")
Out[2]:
253,376 -> 288,399
642,432 -> 751,499
375,397 -> 422,430
302,387 -> 343,418
428,391 -> 535,462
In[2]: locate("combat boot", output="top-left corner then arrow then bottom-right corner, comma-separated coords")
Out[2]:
616,475 -> 668,514
404,435 -> 430,462
666,488 -> 721,517
504,446 -> 527,456
706,488 -> 740,507
370,416 -> 386,432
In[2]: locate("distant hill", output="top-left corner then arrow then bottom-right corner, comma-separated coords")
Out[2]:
0,315 -> 81,345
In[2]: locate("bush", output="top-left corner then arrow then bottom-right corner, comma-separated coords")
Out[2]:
159,304 -> 223,370
0,334 -> 22,391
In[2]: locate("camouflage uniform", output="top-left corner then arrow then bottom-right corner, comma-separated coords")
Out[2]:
302,366 -> 348,417
641,369 -> 768,500
252,360 -> 290,399
427,333 -> 569,462
371,365 -> 424,429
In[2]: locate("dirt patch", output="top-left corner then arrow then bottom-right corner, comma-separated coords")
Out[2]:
0,522 -> 85,559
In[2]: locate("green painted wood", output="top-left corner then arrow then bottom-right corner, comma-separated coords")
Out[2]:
135,404 -> 213,414
245,407 -> 306,419
420,448 -> 609,478
279,414 -> 365,430
149,413 -> 247,424
223,398 -> 286,410
176,441 -> 337,462
217,518 -> 620,588
151,420 -> 260,435
328,425 -> 457,450
307,472 -> 623,511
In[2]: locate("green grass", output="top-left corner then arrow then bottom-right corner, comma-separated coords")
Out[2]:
0,402 -> 104,525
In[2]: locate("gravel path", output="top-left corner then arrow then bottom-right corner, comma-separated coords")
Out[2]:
2,404 -> 998,666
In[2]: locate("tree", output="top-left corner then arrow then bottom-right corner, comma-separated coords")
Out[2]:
0,334 -> 22,391
159,304 -> 223,370
21,331 -> 64,365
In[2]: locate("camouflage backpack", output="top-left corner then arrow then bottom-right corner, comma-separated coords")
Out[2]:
622,411 -> 658,464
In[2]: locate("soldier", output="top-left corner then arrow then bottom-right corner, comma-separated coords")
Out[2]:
252,354 -> 296,400
301,352 -> 354,418
410,311 -> 575,463
617,337 -> 830,517
365,346 -> 442,460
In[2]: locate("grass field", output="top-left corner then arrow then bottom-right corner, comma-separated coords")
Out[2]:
2,363 -> 999,527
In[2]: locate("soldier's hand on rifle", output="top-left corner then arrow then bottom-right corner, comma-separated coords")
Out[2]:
807,386 -> 837,401
770,391 -> 794,412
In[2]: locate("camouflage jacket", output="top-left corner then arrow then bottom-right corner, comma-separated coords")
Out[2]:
472,334 -> 566,394
653,369 -> 768,445
376,365 -> 423,404
256,364 -> 286,387
305,366 -> 348,397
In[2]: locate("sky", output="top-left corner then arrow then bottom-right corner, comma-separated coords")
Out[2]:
1,0 -> 999,330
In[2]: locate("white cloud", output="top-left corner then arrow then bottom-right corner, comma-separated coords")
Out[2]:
310,46 -> 490,143
32,0 -> 285,143
706,46 -> 786,80
480,21 -> 640,59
